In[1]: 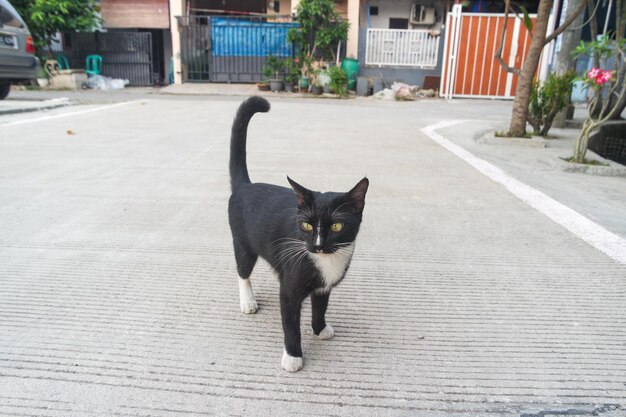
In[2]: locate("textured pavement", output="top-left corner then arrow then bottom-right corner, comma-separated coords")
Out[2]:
0,96 -> 625,416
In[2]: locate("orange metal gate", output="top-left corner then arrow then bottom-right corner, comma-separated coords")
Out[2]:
440,5 -> 542,99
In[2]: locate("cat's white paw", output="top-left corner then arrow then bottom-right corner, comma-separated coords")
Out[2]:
281,350 -> 303,372
238,277 -> 257,314
317,325 -> 334,340
240,301 -> 258,314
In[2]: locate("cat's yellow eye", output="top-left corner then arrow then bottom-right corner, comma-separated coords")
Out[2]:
301,222 -> 313,232
330,223 -> 344,232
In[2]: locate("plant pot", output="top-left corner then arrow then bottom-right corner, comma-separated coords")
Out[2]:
284,82 -> 294,92
340,58 -> 359,90
323,85 -> 332,94
269,79 -> 284,92
257,82 -> 270,91
311,85 -> 323,95
299,76 -> 310,89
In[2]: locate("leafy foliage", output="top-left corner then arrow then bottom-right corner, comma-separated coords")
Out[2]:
527,71 -> 576,136
287,0 -> 349,66
11,0 -> 101,58
569,35 -> 626,162
284,59 -> 300,84
327,65 -> 348,96
263,54 -> 285,80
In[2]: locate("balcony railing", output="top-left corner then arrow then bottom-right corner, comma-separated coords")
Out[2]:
365,28 -> 440,68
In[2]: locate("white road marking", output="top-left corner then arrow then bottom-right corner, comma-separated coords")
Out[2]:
0,100 -> 143,127
421,120 -> 626,266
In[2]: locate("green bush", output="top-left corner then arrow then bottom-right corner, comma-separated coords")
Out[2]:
527,71 -> 576,136
327,65 -> 348,96
263,54 -> 286,80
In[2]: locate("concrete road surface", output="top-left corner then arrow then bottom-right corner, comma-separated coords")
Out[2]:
0,96 -> 625,417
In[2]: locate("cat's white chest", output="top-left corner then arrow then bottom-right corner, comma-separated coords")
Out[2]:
308,243 -> 355,290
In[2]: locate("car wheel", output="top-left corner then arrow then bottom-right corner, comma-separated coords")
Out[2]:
0,83 -> 10,100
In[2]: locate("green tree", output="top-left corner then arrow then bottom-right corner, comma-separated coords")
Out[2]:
570,36 -> 626,163
11,0 -> 101,58
496,0 -> 587,137
584,0 -> 626,120
287,0 -> 349,63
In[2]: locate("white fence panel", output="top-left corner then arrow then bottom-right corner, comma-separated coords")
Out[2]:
365,29 -> 440,68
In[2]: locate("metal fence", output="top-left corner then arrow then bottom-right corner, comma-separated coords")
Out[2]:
365,28 -> 440,68
71,32 -> 153,86
178,15 -> 296,83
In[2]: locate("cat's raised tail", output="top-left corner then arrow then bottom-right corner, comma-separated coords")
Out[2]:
230,96 -> 271,189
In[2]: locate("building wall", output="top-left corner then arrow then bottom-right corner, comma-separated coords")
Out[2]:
267,0 -> 293,22
356,25 -> 445,88
368,0 -> 412,28
367,0 -> 444,29
101,0 -> 170,29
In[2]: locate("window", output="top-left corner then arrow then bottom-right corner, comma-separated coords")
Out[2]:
388,18 -> 408,29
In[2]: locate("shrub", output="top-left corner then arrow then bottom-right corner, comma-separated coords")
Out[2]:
527,71 -> 576,136
327,65 -> 348,96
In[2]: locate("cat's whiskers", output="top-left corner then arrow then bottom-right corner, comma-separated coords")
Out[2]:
273,239 -> 308,271
284,248 -> 309,271
294,249 -> 309,271
334,242 -> 353,247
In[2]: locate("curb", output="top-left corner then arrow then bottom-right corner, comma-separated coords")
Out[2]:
0,98 -> 72,116
476,131 -> 547,148
539,153 -> 626,177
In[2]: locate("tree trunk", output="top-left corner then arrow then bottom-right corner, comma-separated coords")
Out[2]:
507,0 -> 555,137
552,0 -> 586,128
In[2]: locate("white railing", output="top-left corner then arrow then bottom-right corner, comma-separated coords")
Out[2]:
365,28 -> 440,68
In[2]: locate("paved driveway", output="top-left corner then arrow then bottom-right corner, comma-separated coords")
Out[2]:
0,97 -> 624,416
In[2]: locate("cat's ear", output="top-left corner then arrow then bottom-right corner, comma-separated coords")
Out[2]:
287,176 -> 313,207
346,177 -> 369,213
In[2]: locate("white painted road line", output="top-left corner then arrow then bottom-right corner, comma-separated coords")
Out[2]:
422,120 -> 626,265
0,100 -> 143,127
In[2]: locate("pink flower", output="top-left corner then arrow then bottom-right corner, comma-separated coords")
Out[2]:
596,70 -> 613,85
587,68 -> 613,86
587,67 -> 600,80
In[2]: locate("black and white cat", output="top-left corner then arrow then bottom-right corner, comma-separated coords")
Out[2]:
228,96 -> 368,372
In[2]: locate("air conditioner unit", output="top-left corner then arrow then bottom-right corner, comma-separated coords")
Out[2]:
410,4 -> 436,26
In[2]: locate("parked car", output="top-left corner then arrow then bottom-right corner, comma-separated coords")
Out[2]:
0,0 -> 39,100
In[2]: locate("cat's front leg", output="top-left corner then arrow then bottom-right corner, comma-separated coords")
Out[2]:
311,290 -> 334,340
280,286 -> 304,372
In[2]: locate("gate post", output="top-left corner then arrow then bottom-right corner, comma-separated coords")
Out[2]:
169,0 -> 184,84
441,4 -> 462,99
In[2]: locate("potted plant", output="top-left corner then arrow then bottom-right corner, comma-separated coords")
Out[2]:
309,68 -> 323,95
284,59 -> 300,92
296,56 -> 311,90
318,70 -> 332,93
327,65 -> 349,97
264,54 -> 285,92
257,65 -> 271,91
